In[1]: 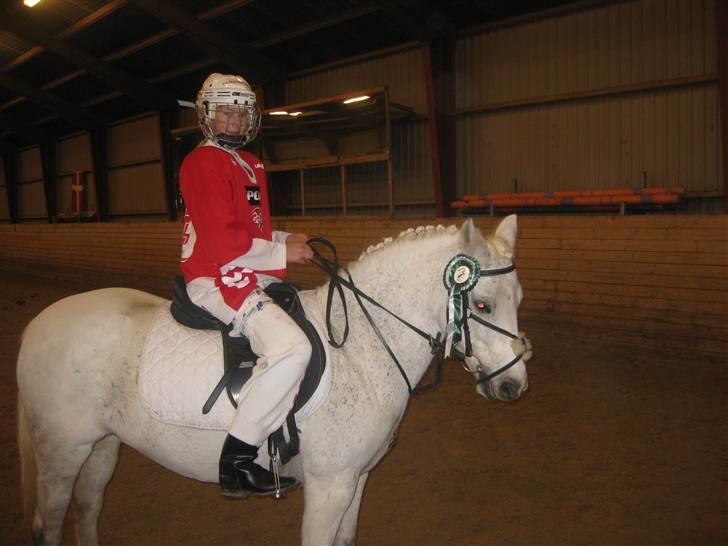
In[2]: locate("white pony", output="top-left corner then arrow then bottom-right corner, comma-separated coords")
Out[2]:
17,216 -> 530,546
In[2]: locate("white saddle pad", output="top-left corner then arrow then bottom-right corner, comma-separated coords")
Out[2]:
139,304 -> 331,431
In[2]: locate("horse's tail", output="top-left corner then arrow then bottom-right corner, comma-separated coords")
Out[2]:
18,395 -> 37,526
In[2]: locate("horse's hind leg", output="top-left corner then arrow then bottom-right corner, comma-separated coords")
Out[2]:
333,472 -> 369,546
32,438 -> 95,546
73,435 -> 121,546
302,471 -> 360,546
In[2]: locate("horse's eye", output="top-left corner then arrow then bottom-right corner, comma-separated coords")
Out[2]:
475,301 -> 491,313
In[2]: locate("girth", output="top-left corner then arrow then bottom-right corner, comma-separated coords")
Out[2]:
169,276 -> 326,463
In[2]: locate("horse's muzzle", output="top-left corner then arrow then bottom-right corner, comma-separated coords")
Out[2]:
477,377 -> 524,401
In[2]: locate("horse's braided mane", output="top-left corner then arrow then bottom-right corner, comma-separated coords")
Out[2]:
357,224 -> 458,261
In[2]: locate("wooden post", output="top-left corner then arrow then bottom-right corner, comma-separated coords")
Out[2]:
89,128 -> 109,221
341,164 -> 348,215
299,168 -> 305,216
423,37 -> 456,217
386,156 -> 394,216
2,151 -> 18,224
40,140 -> 57,222
157,110 -> 178,220
384,87 -> 394,216
716,0 -> 728,213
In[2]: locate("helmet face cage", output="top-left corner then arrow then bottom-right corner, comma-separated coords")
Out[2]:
197,101 -> 261,150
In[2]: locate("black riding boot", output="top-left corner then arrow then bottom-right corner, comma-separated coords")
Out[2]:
219,435 -> 297,498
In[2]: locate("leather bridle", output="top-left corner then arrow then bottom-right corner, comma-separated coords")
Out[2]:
307,238 -> 527,395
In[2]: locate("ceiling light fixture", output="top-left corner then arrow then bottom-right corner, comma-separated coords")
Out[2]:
269,111 -> 288,115
343,95 -> 370,104
24,0 -> 42,6
289,111 -> 302,117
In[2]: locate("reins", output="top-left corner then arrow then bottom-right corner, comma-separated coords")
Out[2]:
306,237 -> 524,396
308,238 -> 442,395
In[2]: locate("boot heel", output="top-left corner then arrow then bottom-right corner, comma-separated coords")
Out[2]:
220,488 -> 250,500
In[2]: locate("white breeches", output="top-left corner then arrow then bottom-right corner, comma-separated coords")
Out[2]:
187,282 -> 311,446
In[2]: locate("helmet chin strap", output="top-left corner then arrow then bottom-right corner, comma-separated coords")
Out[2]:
203,139 -> 257,181
215,133 -> 243,149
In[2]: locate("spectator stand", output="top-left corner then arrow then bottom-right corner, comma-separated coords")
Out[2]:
452,186 -> 685,216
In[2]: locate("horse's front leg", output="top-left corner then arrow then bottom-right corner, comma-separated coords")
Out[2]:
333,472 -> 369,546
302,471 -> 360,546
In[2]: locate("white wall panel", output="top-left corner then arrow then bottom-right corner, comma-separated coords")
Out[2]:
57,133 -> 92,174
18,181 -> 45,219
18,147 -> 41,182
109,163 -> 165,215
109,115 -> 160,166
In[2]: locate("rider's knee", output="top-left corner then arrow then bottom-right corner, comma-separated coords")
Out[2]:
290,337 -> 312,368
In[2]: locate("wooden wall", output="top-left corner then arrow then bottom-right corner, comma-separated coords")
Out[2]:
0,214 -> 725,356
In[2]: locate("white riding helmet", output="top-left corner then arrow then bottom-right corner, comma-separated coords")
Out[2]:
196,73 -> 261,149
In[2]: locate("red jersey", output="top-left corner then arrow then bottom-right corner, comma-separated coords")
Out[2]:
180,144 -> 287,310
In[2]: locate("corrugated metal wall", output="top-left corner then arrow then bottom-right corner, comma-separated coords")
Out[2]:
0,0 -> 723,221
456,0 -> 722,202
283,0 -> 722,215
457,87 -> 722,194
457,0 -> 716,104
286,47 -> 428,113
286,47 -> 436,216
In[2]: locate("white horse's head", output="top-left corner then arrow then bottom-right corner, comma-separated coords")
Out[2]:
452,215 -> 531,402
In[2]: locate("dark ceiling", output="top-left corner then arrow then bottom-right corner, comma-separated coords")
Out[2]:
0,0 -> 584,150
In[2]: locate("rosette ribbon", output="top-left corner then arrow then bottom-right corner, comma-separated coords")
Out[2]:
442,254 -> 481,357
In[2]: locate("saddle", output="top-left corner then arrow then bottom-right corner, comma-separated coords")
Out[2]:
170,276 -> 326,463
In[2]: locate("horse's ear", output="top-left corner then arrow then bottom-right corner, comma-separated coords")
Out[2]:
492,214 -> 518,259
459,218 -> 487,254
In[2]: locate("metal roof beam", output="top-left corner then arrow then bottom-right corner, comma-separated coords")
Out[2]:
126,0 -> 287,83
0,9 -> 176,111
2,0 -> 127,71
0,136 -> 16,155
0,1 -> 256,113
0,70 -> 104,129
377,0 -> 453,43
250,3 -> 382,49
0,1 -> 378,115
0,111 -> 56,144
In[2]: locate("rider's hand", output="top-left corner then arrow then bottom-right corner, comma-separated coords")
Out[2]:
286,233 -> 313,264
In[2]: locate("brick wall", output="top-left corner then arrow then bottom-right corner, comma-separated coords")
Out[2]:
0,214 -> 725,355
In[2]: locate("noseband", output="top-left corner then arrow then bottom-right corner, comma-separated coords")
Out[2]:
308,239 -> 527,395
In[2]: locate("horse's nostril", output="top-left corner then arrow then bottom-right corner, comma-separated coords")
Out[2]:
499,381 -> 519,401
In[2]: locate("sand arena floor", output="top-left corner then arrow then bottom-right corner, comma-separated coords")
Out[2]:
0,269 -> 725,545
